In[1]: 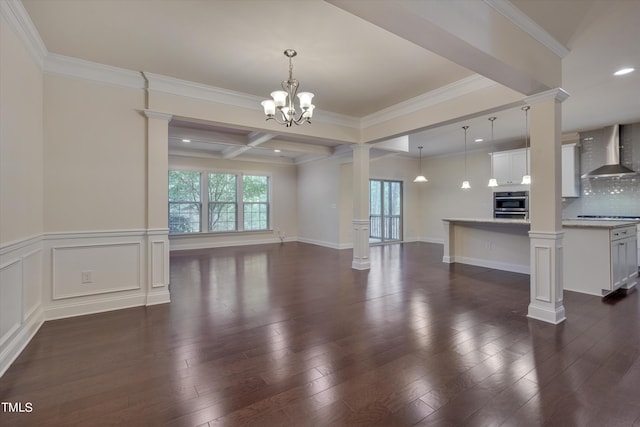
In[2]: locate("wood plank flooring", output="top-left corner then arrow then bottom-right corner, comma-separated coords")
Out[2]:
2,242 -> 640,426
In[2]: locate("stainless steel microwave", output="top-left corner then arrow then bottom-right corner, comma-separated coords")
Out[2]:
494,191 -> 528,218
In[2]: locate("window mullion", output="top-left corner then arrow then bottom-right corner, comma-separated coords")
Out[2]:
237,174 -> 243,231
201,172 -> 208,232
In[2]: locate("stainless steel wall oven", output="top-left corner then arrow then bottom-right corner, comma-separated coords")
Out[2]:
494,191 -> 528,219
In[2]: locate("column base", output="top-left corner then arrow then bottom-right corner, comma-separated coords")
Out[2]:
352,259 -> 371,270
527,303 -> 566,324
528,230 -> 566,325
352,219 -> 370,271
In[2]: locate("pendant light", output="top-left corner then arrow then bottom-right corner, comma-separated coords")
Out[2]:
414,146 -> 428,183
488,117 -> 498,187
461,125 -> 471,189
521,106 -> 531,185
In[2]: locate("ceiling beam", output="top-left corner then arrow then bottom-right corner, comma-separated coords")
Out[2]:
327,0 -> 562,95
222,132 -> 275,159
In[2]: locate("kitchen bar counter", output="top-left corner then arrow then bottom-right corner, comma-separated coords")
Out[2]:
443,217 -> 638,229
443,218 -> 639,296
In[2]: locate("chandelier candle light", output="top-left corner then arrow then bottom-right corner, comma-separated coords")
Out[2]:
461,125 -> 471,189
488,117 -> 498,187
261,49 -> 315,127
414,146 -> 428,182
521,105 -> 531,185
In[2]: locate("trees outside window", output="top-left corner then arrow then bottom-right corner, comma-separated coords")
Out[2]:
208,173 -> 237,231
168,171 -> 201,233
169,170 -> 270,234
243,175 -> 269,230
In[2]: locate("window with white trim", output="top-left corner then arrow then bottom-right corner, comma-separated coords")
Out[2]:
208,173 -> 237,232
243,175 -> 269,230
168,170 -> 270,234
168,171 -> 201,233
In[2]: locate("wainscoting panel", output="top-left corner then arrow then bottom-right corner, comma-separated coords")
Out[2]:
150,239 -> 167,288
52,241 -> 142,300
0,259 -> 22,348
23,248 -> 42,320
42,229 -> 170,319
0,236 -> 44,377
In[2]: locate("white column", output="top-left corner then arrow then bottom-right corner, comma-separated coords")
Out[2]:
525,89 -> 569,324
352,144 -> 371,270
144,110 -> 172,305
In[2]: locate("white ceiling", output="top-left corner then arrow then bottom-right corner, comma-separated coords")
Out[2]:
21,0 -> 640,161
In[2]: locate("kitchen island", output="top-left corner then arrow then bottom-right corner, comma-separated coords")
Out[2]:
443,218 -> 638,296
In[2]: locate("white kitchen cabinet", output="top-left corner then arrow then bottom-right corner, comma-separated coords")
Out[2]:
562,143 -> 580,197
611,226 -> 638,290
563,223 -> 638,296
491,148 -> 529,185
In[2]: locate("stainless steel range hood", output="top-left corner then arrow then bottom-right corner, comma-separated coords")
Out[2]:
582,125 -> 636,178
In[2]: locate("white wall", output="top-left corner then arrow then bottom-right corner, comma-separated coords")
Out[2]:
299,152 -> 423,249
0,11 -> 44,376
421,149 -> 495,242
168,154 -> 298,250
297,156 -> 342,248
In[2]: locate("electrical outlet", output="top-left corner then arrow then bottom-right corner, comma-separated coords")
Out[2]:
81,270 -> 93,283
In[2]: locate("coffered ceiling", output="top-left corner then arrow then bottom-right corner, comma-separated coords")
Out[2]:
20,0 -> 640,161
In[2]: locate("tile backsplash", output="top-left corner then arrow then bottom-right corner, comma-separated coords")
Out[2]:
562,122 -> 640,217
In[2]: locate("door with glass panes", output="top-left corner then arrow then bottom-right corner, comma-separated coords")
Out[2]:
369,179 -> 403,243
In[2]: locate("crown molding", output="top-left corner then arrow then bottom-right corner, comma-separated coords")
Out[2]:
143,110 -> 173,122
525,87 -> 570,105
361,74 -> 497,128
0,0 -> 47,68
143,72 -> 261,110
484,0 -> 569,59
143,72 -> 360,129
45,53 -> 145,89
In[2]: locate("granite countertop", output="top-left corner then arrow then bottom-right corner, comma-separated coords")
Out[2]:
443,218 -> 530,225
562,219 -> 639,229
443,218 -> 639,229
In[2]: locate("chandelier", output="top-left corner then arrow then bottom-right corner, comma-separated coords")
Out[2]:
261,49 -> 315,127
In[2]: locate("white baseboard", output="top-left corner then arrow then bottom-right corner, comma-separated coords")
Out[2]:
44,293 -> 147,321
170,235 -> 295,251
146,290 -> 171,306
450,255 -> 530,275
419,237 -> 445,244
297,237 -> 343,250
0,306 -> 43,378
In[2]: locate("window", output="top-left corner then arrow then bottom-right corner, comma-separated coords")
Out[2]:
208,173 -> 237,232
168,170 -> 270,234
243,175 -> 269,230
168,171 -> 201,233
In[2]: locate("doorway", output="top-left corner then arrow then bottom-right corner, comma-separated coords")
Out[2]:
369,179 -> 403,243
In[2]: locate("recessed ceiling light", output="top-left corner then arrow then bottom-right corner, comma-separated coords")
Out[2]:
274,149 -> 281,153
181,139 -> 191,143
474,138 -> 483,143
614,67 -> 635,76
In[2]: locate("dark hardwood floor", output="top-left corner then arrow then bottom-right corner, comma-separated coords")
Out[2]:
2,242 -> 640,426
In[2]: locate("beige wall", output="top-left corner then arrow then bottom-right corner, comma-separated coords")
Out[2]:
43,75 -> 146,232
0,14 -> 44,245
422,149 -> 495,242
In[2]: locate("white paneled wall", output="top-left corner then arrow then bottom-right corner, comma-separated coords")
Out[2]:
43,230 -> 170,321
0,229 -> 170,376
0,237 -> 44,377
